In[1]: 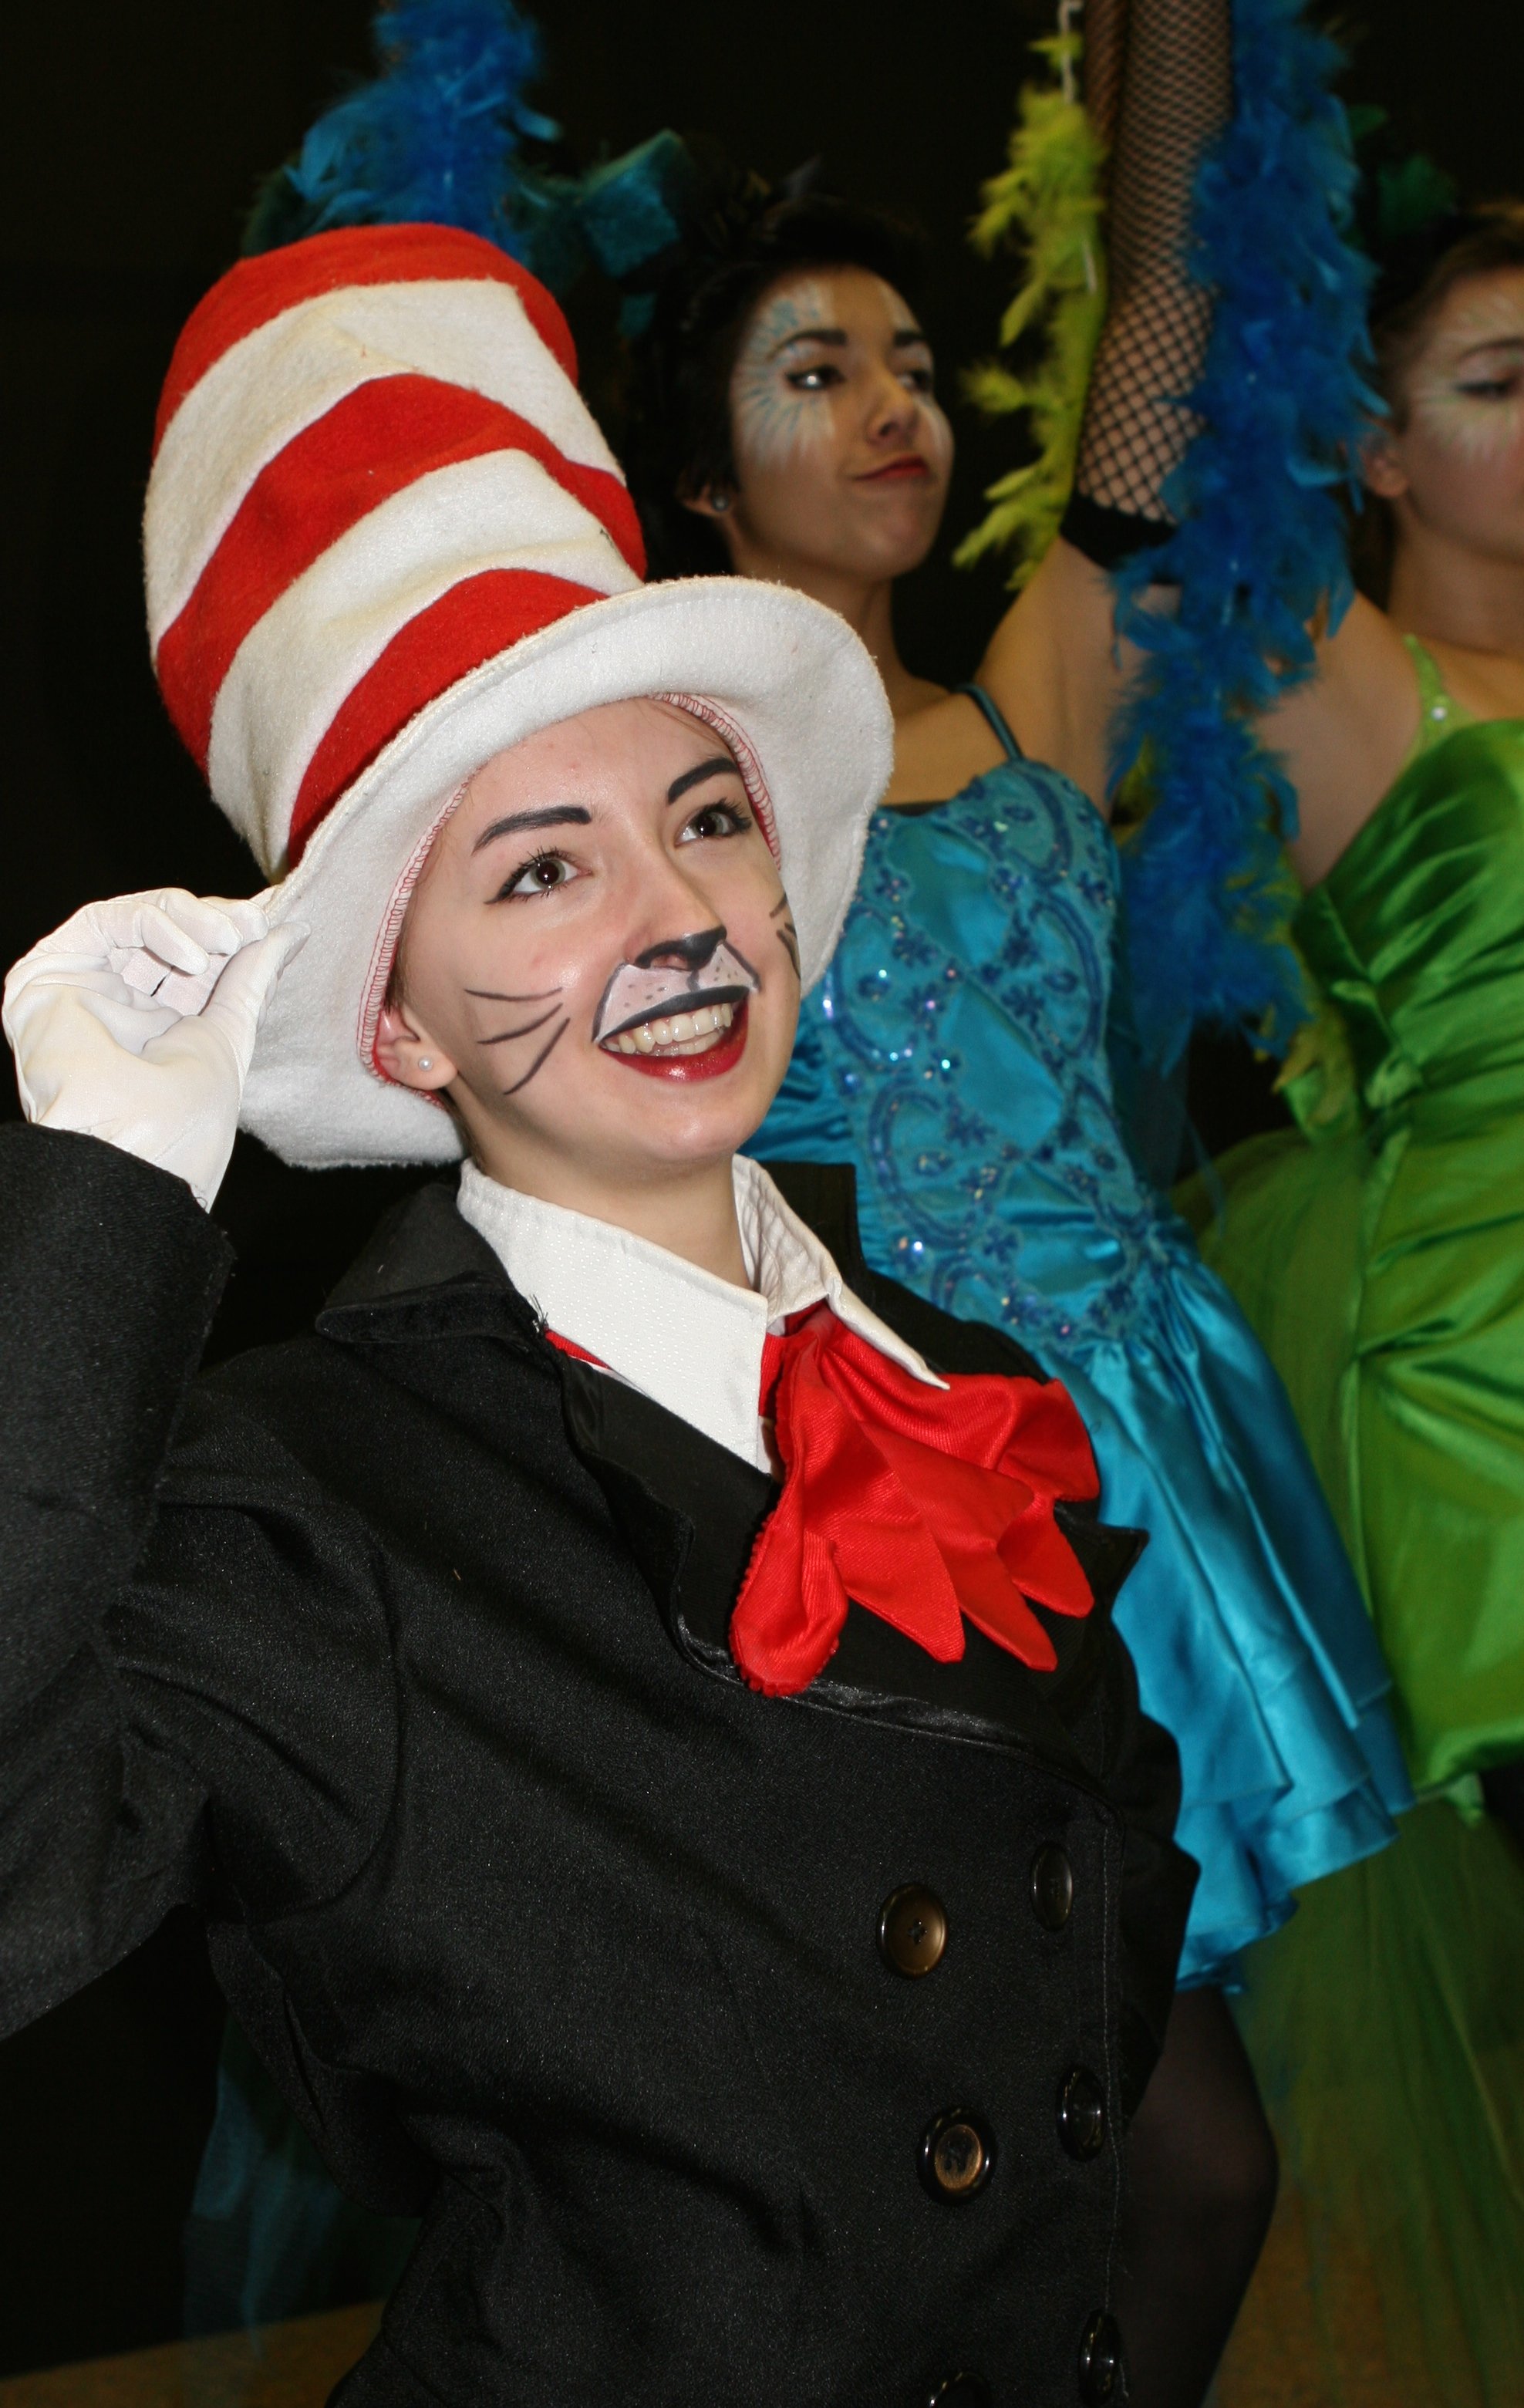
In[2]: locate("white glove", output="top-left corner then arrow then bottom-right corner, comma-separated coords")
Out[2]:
2,890 -> 308,1210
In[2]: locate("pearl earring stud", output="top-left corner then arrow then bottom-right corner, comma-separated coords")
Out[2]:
417,1056 -> 433,1071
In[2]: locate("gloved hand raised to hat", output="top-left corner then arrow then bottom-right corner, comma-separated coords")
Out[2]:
2,892 -> 308,1211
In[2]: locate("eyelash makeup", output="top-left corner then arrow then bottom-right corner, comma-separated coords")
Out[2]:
496,848 -> 572,902
680,801 -> 752,841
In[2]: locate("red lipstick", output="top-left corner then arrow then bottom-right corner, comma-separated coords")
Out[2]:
858,454 -> 932,483
605,1001 -> 750,1081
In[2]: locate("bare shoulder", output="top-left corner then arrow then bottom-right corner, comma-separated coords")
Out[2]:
1269,595 -> 1420,887
1423,637 -> 1524,723
976,540 -> 1141,814
885,692 -> 1008,806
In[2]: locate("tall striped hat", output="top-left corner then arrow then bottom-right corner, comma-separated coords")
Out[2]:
144,223 -> 892,1169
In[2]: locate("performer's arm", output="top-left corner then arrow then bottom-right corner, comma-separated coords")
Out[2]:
1081,0 -> 1130,159
0,1124 -> 231,2027
977,0 -> 1231,808
0,901 -> 386,2037
1260,592 -> 1419,886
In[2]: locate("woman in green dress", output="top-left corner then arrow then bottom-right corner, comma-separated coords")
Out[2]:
1193,204 -> 1524,2406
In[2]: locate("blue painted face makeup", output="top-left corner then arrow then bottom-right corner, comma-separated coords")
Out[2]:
728,271 -> 952,483
716,268 -> 954,587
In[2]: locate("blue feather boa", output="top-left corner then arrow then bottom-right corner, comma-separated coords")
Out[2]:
255,0 -> 569,274
1112,0 -> 1375,1067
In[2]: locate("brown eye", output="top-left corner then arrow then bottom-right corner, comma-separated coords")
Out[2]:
500,851 -> 578,900
678,801 -> 751,844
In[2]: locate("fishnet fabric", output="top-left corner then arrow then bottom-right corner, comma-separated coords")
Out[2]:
1081,0 -> 1130,162
1074,0 -> 1230,521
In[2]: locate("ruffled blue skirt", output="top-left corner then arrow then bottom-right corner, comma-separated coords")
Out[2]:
750,1145 -> 1409,1988
1031,1220 -> 1410,1983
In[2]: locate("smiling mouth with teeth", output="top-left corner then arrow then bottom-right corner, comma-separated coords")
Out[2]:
598,996 -> 750,1083
605,999 -> 739,1057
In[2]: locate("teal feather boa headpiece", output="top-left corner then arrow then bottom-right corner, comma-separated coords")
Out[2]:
243,0 -> 579,284
243,1 -> 709,309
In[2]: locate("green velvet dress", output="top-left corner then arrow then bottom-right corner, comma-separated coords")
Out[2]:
1189,639 -> 1524,2406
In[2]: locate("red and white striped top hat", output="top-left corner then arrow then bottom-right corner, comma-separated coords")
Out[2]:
145,224 -> 892,1168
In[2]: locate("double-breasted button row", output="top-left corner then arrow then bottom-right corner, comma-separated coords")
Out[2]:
876,1843 -> 1074,1981
878,1884 -> 949,1977
1030,1840 -> 1074,1931
919,2106 -> 996,2201
1077,2309 -> 1124,2403
924,2316 -> 1121,2406
1057,2066 -> 1107,2160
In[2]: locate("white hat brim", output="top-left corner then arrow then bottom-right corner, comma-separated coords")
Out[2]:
240,576 -> 892,1168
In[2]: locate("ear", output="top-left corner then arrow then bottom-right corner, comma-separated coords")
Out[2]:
374,1000 -> 457,1092
1360,423 -> 1410,503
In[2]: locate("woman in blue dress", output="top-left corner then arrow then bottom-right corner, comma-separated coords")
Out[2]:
617,4 -> 1409,2396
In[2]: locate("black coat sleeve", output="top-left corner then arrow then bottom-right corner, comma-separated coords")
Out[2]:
0,1125 -> 395,2039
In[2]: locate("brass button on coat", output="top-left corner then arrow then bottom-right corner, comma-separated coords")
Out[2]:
1030,1840 -> 1074,1930
1077,2309 -> 1125,2403
878,1884 -> 948,1977
926,2377 -> 991,2406
919,2106 -> 996,2201
1057,2066 -> 1108,2160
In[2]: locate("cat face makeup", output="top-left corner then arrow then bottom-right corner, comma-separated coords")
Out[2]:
706,266 -> 953,583
1405,277 -> 1524,465
592,936 -> 760,1061
376,699 -> 801,1199
1367,268 -> 1524,563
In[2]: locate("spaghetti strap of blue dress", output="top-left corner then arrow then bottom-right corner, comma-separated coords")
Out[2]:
750,690 -> 1411,1985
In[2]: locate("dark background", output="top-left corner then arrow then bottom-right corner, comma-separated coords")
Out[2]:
0,0 -> 1519,2376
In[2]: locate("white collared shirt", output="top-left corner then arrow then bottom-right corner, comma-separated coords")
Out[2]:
457,1155 -> 943,1472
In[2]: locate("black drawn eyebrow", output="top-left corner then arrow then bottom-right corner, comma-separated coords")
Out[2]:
501,1019 -> 568,1094
666,757 -> 743,806
472,805 -> 592,853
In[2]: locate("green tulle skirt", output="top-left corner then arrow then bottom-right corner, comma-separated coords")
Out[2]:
1184,710 -> 1524,2400
1185,1087 -> 1524,2400
1218,1797 -> 1524,2408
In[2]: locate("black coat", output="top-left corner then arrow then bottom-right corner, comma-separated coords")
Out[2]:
0,1126 -> 1195,2408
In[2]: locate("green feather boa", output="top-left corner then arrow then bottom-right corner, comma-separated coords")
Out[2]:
954,28 -> 1108,589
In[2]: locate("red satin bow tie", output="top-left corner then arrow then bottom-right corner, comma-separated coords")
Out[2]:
546,1307 -> 1100,1699
733,1305 -> 1098,1697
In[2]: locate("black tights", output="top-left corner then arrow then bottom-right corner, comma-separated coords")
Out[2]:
1114,1985 -> 1277,2408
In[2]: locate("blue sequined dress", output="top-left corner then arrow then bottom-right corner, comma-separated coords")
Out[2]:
750,694 -> 1410,1984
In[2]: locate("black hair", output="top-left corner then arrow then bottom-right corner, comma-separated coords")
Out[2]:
618,174 -> 930,580
1351,199 -> 1524,602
